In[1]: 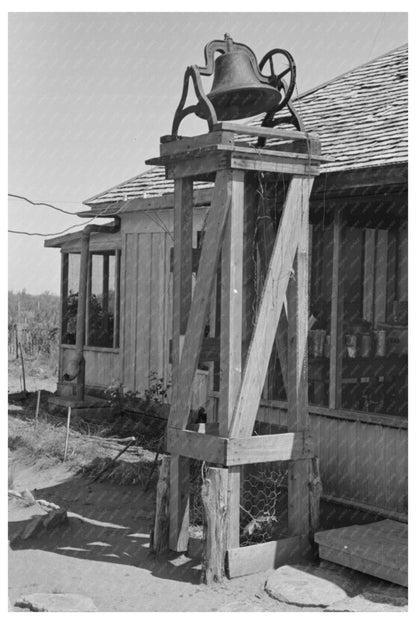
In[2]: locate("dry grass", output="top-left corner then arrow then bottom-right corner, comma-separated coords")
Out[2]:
8,415 -> 159,491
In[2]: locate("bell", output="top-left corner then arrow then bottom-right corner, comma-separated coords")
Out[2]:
196,42 -> 282,121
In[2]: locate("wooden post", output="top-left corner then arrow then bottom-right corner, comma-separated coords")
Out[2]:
201,467 -> 228,584
287,183 -> 310,536
219,170 -> 245,550
152,456 -> 171,554
63,406 -> 71,461
169,177 -> 193,552
19,342 -> 26,393
35,390 -> 41,428
329,209 -> 344,409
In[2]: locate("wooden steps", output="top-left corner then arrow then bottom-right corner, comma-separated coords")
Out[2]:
315,519 -> 408,587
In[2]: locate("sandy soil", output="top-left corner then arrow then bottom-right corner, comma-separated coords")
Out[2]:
8,452 -> 314,612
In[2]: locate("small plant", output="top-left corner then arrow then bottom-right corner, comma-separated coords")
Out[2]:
104,373 -> 171,412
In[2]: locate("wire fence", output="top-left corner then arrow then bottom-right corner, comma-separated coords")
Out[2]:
188,455 -> 289,547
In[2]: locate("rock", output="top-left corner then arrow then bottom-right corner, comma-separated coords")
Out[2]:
15,593 -> 97,612
42,508 -> 68,530
325,593 -> 408,612
265,564 -> 356,608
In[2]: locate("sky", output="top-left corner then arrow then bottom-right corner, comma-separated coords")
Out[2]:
8,11 -> 408,295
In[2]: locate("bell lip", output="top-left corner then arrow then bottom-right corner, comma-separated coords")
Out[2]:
196,85 -> 282,121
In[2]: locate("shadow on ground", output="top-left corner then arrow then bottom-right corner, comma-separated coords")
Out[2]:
9,474 -> 202,586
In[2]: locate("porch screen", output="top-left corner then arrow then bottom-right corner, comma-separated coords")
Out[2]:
61,250 -> 120,348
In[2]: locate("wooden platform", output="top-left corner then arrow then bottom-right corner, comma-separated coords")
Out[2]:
315,520 -> 408,587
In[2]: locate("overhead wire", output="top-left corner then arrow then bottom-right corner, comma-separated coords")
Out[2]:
8,193 -> 118,238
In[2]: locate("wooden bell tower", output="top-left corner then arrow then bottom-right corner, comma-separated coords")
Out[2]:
148,121 -> 323,579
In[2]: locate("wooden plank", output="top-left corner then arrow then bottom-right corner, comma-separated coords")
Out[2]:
226,535 -> 312,578
165,151 -> 229,179
229,177 -> 314,439
363,229 -> 376,323
287,201 -> 309,432
374,229 -> 388,325
214,121 -> 320,145
169,178 -> 193,553
329,209 -> 344,409
231,155 -> 320,176
201,467 -> 229,584
317,544 -> 407,587
149,233 -> 165,376
113,249 -> 121,349
167,428 -> 227,465
160,130 -> 234,156
242,175 -> 257,364
226,432 -> 310,465
136,234 -> 151,390
386,228 -> 398,323
168,169 -> 233,430
122,234 -> 137,390
152,456 -> 170,554
219,170 -> 244,437
217,170 -> 245,550
169,455 -> 190,552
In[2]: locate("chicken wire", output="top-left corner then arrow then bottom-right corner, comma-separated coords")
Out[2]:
240,461 -> 288,546
188,456 -> 289,547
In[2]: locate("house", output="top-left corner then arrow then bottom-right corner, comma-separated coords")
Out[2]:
45,44 -> 408,525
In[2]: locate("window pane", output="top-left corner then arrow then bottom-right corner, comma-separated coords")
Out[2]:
62,253 -> 80,345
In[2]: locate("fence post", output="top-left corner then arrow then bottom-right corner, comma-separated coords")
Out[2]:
152,456 -> 171,554
201,466 -> 229,584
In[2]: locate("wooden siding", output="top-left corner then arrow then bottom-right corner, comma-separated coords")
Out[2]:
256,403 -> 407,516
119,210 -> 207,393
60,345 -> 120,389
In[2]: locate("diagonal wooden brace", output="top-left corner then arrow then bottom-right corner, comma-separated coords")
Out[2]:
168,169 -> 233,431
229,176 -> 314,439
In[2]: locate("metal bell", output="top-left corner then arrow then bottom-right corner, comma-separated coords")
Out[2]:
197,39 -> 282,121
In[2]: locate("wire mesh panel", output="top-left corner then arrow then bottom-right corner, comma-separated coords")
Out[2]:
189,459 -> 205,540
240,460 -> 289,547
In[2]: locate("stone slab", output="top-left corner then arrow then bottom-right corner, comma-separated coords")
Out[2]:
15,593 -> 97,612
325,592 -> 408,612
265,564 -> 356,608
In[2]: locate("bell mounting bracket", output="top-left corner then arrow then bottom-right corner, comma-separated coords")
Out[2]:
171,34 -> 303,140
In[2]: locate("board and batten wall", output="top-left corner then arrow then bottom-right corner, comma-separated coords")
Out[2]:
257,403 -> 407,518
119,208 -> 207,394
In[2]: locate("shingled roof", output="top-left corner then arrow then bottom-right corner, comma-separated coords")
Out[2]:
84,44 -> 407,207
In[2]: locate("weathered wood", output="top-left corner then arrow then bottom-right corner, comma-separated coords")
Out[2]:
201,467 -> 229,584
213,121 -> 321,146
308,457 -> 322,535
363,229 -> 376,323
287,201 -> 309,432
169,455 -> 190,552
329,209 -> 344,409
160,130 -> 234,156
242,175 -> 257,365
255,184 -> 288,395
226,535 -> 312,578
167,429 -> 311,465
231,155 -> 320,176
315,520 -> 408,587
226,432 -> 311,465
288,459 -> 310,536
168,169 -> 232,430
219,170 -> 244,437
152,456 -> 170,554
374,229 -> 388,324
229,177 -> 314,439
386,228 -> 398,322
167,428 -> 227,464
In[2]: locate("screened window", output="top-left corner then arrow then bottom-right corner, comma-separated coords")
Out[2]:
61,250 -> 120,348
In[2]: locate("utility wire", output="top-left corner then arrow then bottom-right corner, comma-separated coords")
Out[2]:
8,193 -> 79,215
8,193 -> 116,237
9,219 -> 96,237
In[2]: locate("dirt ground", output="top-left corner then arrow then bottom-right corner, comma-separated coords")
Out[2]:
8,450 -> 316,612
8,362 -> 407,612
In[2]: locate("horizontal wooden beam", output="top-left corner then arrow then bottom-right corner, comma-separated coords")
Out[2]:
214,121 -> 320,145
227,432 -> 312,465
167,428 -> 227,465
167,428 -> 311,466
226,534 -> 312,578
